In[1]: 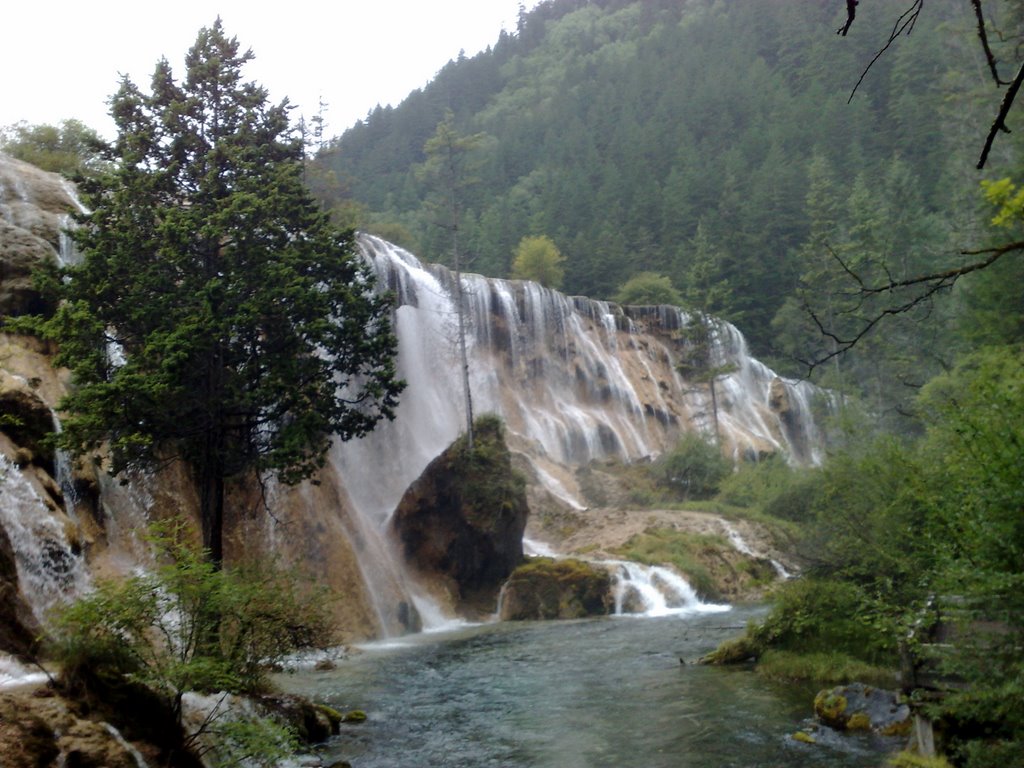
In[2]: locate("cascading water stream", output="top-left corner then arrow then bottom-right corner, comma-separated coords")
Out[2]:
720,520 -> 793,579
0,456 -> 88,623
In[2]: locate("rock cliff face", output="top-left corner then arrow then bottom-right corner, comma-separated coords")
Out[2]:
0,153 -> 80,317
391,417 -> 529,615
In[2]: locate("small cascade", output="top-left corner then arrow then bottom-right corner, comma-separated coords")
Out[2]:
720,520 -> 793,579
102,723 -> 151,768
519,539 -> 727,619
607,559 -> 730,617
49,412 -> 79,520
0,456 -> 88,623
0,654 -> 49,689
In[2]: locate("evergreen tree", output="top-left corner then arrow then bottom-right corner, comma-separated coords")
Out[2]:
44,20 -> 403,564
418,110 -> 487,449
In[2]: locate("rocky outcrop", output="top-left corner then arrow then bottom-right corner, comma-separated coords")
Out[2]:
0,368 -> 57,473
0,153 -> 80,318
0,520 -> 40,656
0,690 -> 155,768
391,416 -> 529,613
498,557 -> 613,620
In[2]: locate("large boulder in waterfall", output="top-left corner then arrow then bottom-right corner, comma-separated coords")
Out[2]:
391,415 -> 529,611
498,557 -> 614,620
0,154 -> 80,317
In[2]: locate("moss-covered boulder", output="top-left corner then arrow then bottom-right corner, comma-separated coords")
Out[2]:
813,683 -> 910,735
392,416 -> 529,612
498,557 -> 613,620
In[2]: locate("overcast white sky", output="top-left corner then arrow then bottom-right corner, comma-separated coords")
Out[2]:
3,1 -> 539,139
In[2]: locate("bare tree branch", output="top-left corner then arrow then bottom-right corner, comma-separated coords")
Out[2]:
978,60 -> 1024,169
838,0 -> 859,36
972,0 -> 1009,85
847,0 -> 924,104
798,240 -> 1024,373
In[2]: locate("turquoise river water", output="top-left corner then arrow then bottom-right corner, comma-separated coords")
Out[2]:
278,606 -> 900,768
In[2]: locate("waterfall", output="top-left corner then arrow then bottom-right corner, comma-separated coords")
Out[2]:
343,235 -> 823,505
317,235 -> 826,634
0,456 -> 88,623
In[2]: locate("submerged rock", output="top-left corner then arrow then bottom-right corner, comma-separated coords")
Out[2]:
498,557 -> 613,620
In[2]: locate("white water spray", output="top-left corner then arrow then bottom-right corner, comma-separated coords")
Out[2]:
0,456 -> 88,623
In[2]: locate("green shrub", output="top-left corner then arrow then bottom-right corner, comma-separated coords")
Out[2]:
656,432 -> 731,500
751,577 -> 898,665
49,524 -> 334,730
717,454 -> 795,508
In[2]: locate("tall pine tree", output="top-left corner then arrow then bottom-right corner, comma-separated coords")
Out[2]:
46,20 -> 403,564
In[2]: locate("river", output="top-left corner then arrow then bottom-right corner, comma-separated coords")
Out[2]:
278,606 -> 899,767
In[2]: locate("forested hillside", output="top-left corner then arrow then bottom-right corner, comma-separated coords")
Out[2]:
311,0 -> 998,396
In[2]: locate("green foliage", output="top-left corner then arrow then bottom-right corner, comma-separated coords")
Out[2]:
209,717 -> 299,768
749,577 -> 898,666
510,235 -> 565,288
451,414 -> 527,521
49,525 -> 333,728
655,432 -> 731,500
38,21 -> 403,562
716,454 -> 818,519
0,119 -> 107,177
614,271 -> 682,306
757,649 -> 897,686
887,753 -> 955,768
318,0 -> 958,355
914,347 -> 1024,765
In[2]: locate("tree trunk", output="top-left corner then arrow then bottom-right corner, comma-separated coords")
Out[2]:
709,376 -> 720,446
199,456 -> 225,568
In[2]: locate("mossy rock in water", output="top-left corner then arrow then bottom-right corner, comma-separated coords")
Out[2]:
315,704 -> 343,732
342,710 -> 367,723
499,557 -> 613,621
791,730 -> 817,744
813,690 -> 848,728
813,683 -> 909,734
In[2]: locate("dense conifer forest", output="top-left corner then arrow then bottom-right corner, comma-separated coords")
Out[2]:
311,0 -> 1004,397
